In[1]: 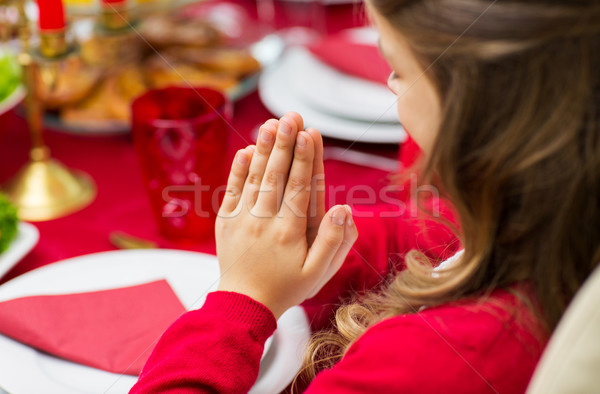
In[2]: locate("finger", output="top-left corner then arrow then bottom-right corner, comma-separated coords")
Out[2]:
280,131 -> 315,221
302,205 -> 348,279
286,111 -> 304,134
305,128 -> 326,246
219,146 -> 256,215
253,113 -> 300,215
307,205 -> 357,298
242,119 -> 278,207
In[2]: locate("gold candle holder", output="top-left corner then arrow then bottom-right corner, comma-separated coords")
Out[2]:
100,4 -> 130,31
1,0 -> 96,222
39,29 -> 68,58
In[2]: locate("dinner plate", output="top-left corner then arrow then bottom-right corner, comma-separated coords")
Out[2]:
42,75 -> 261,136
259,48 -> 406,144
290,47 -> 399,124
0,249 -> 310,394
42,12 -> 282,136
342,26 -> 379,46
0,222 -> 39,280
42,72 -> 263,136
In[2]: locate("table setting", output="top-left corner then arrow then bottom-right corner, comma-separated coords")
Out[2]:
0,249 -> 310,393
0,0 -> 408,392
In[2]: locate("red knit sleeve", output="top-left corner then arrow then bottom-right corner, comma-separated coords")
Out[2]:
130,291 -> 277,393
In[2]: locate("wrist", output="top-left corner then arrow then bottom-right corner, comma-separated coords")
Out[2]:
203,291 -> 278,341
216,283 -> 287,320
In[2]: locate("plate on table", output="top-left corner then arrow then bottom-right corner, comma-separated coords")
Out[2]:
40,4 -> 281,136
0,249 -> 310,394
41,69 -> 262,136
0,222 -> 39,280
259,48 -> 406,144
290,47 -> 399,123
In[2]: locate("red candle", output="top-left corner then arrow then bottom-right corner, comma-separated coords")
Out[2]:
37,0 -> 66,32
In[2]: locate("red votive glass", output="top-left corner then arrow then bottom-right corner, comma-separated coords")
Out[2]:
132,87 -> 231,242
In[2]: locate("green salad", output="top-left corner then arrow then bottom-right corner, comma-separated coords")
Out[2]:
0,50 -> 21,103
0,193 -> 18,253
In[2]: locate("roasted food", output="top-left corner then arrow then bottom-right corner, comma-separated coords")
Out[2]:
144,53 -> 238,92
161,47 -> 261,78
60,75 -> 115,124
80,33 -> 144,67
138,15 -> 222,49
37,56 -> 102,110
61,65 -> 147,124
38,11 -> 261,127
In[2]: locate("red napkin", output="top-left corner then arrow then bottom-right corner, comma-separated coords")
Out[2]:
0,280 -> 186,375
309,31 -> 392,85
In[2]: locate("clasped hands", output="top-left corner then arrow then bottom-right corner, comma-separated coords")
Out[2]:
216,113 -> 358,319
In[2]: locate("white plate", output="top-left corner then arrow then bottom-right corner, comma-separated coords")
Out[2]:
342,26 -> 379,45
0,249 -> 310,394
290,47 -> 399,123
0,222 -> 39,280
259,48 -> 406,144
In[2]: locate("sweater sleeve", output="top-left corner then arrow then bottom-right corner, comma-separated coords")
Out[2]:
130,291 -> 277,393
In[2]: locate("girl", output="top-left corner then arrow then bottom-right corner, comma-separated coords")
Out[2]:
131,0 -> 600,392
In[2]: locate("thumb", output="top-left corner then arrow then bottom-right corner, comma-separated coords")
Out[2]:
307,205 -> 358,298
303,205 -> 348,279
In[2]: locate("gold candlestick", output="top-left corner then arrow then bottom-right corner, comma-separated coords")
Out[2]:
100,2 -> 130,31
1,0 -> 96,221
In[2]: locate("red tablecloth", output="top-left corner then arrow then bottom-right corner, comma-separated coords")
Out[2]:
0,0 -> 401,285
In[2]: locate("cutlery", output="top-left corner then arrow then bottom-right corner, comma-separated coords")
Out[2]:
109,232 -> 157,250
323,146 -> 399,172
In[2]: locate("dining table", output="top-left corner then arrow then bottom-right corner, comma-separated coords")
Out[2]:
0,2 -> 410,392
0,0 -> 402,286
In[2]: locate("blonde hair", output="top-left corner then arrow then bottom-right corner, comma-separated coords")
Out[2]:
297,0 -> 600,387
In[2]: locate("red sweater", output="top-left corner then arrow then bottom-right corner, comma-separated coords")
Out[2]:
131,288 -> 546,393
131,209 -> 546,393
303,136 -> 461,332
131,140 -> 546,392
302,197 -> 460,332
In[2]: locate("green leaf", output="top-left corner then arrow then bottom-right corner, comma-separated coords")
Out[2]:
0,193 -> 18,253
0,51 -> 22,103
